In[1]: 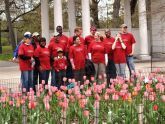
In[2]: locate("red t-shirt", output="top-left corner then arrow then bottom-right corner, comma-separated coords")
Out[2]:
120,33 -> 136,55
69,45 -> 86,70
103,37 -> 115,60
68,36 -> 85,49
18,43 -> 34,71
34,47 -> 51,70
113,41 -> 126,64
53,56 -> 67,71
49,34 -> 68,52
88,41 -> 106,64
48,42 -> 65,57
85,35 -> 95,49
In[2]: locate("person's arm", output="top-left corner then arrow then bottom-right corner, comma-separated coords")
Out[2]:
119,37 -> 126,49
130,43 -> 135,55
112,37 -> 118,50
19,55 -> 31,60
13,41 -> 22,60
105,53 -> 108,66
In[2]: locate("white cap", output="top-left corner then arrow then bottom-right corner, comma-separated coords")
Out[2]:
32,32 -> 40,37
24,32 -> 32,38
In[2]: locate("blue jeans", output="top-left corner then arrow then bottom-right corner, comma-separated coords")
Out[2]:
51,69 -> 57,87
21,70 -> 33,92
40,70 -> 50,85
115,63 -> 126,78
126,56 -> 135,77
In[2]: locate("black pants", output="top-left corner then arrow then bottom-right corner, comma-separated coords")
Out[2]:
106,60 -> 117,85
74,69 -> 85,85
33,68 -> 40,92
56,70 -> 66,87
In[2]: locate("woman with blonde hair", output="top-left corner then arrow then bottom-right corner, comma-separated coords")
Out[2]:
88,32 -> 108,83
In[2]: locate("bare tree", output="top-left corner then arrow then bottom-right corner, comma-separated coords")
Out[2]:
130,0 -> 138,15
2,0 -> 40,51
4,0 -> 16,50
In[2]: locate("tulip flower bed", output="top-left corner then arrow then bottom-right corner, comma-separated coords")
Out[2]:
0,71 -> 165,124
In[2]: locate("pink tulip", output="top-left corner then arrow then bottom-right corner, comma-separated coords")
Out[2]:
22,88 -> 26,93
85,89 -> 92,97
63,77 -> 67,82
94,94 -> 100,101
149,95 -> 155,101
80,85 -> 84,89
83,76 -> 87,80
94,100 -> 99,108
45,102 -> 50,111
45,85 -> 49,90
68,89 -> 72,95
112,94 -> 119,101
122,84 -> 128,90
84,80 -> 90,85
60,86 -> 67,91
42,80 -> 45,85
161,95 -> 165,102
144,91 -> 149,97
9,101 -> 14,106
28,101 -> 36,109
91,76 -> 95,81
83,110 -> 89,117
68,79 -> 72,83
69,95 -> 75,102
104,94 -> 109,100
51,86 -> 58,92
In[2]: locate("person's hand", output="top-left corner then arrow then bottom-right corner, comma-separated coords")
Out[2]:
72,64 -> 75,70
129,52 -> 134,56
39,66 -> 43,71
12,57 -> 18,63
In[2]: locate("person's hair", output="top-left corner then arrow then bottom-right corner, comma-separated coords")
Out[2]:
74,27 -> 82,33
40,37 -> 46,42
73,36 -> 79,42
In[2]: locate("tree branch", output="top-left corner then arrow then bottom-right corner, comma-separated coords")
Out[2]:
11,3 -> 41,23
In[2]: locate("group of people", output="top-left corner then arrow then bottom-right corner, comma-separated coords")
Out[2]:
13,24 -> 136,92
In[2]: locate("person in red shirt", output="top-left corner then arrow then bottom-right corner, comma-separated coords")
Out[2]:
85,26 -> 97,50
88,32 -> 108,83
49,26 -> 68,52
54,48 -> 67,87
112,33 -> 127,78
103,29 -> 117,85
120,24 -> 136,78
67,27 -> 85,49
48,35 -> 65,87
18,32 -> 34,92
69,36 -> 87,84
31,32 -> 41,92
67,27 -> 85,80
34,37 -> 51,85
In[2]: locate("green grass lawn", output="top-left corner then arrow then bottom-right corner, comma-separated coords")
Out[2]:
0,46 -> 13,61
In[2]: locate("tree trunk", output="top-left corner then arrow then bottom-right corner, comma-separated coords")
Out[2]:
4,0 -> 16,51
130,0 -> 138,15
112,0 -> 121,27
90,0 -> 100,28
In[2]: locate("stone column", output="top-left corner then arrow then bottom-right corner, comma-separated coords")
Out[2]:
54,0 -> 63,33
124,0 -> 132,32
138,0 -> 150,60
81,0 -> 90,37
68,0 -> 76,36
41,0 -> 50,42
